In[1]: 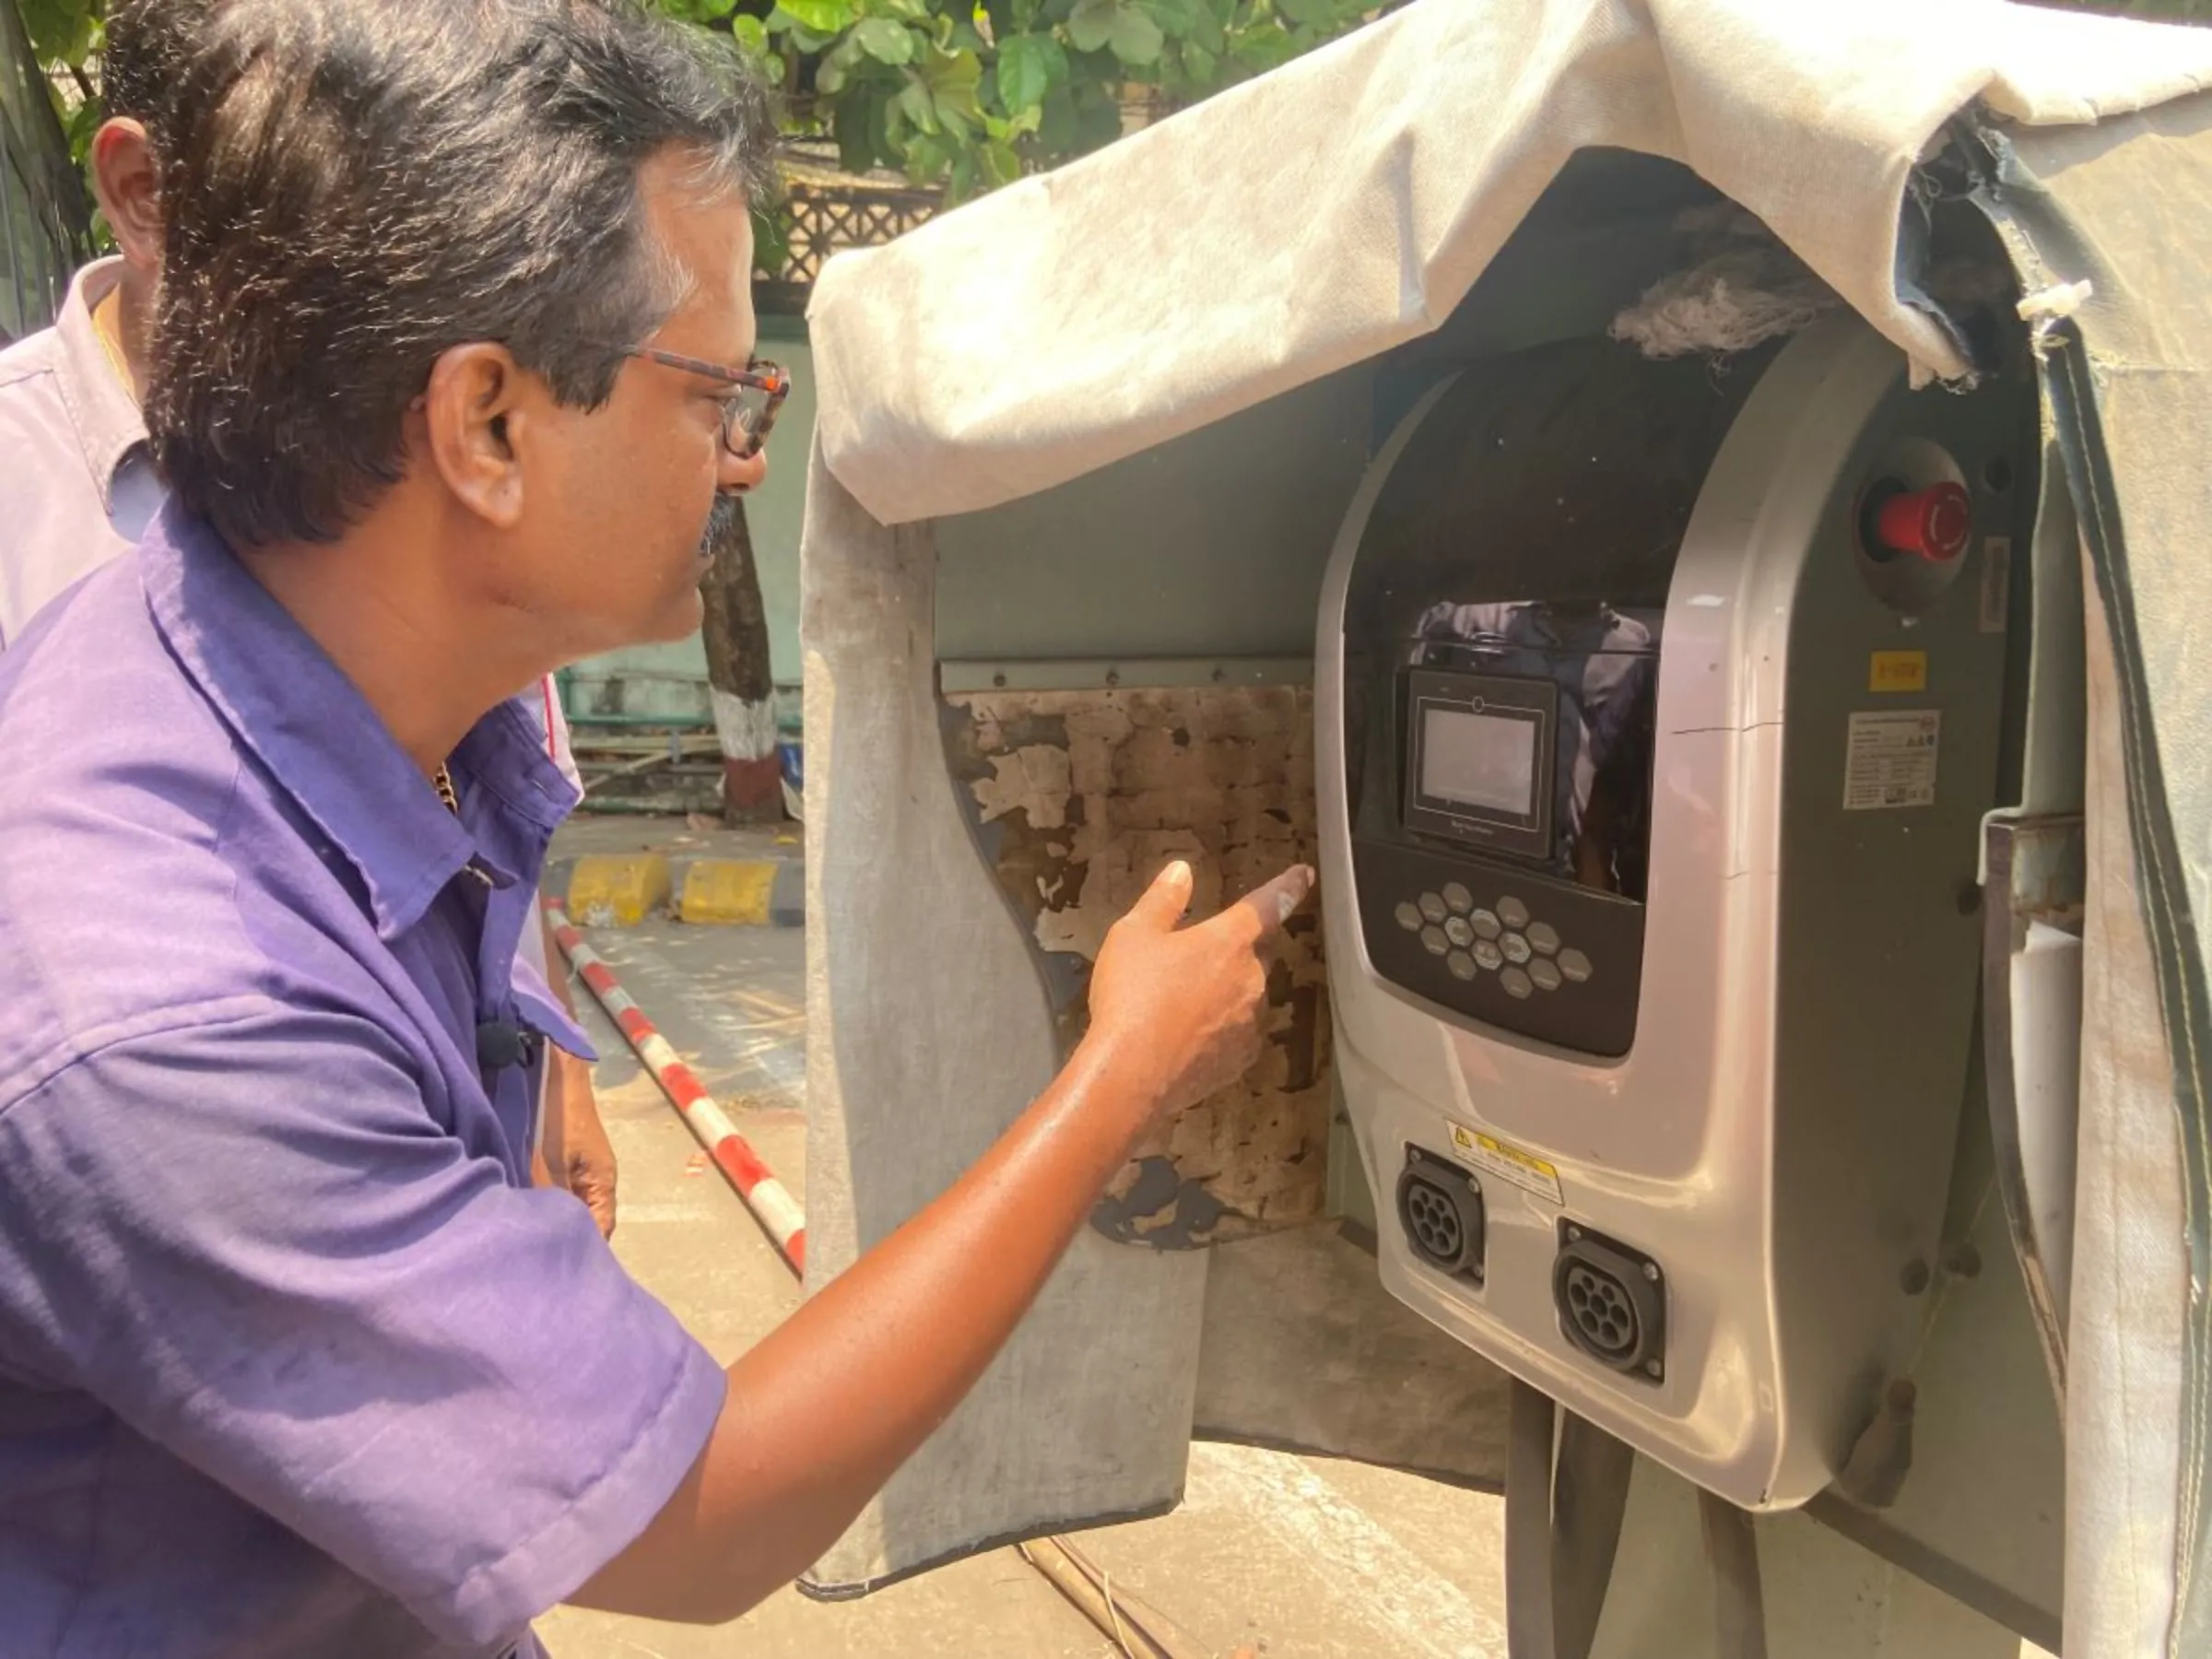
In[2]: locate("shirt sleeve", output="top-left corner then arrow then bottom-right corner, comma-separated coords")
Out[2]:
512,929 -> 598,1064
0,1001 -> 726,1648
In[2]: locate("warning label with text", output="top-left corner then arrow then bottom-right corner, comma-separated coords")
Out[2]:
1445,1122 -> 1564,1205
1843,710 -> 1940,811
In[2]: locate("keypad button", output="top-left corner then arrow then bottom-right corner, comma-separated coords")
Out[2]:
1473,939 -> 1503,972
1471,909 -> 1501,941
1529,957 -> 1562,993
1442,882 -> 1474,915
1444,916 -> 1475,948
1559,947 -> 1593,983
1447,949 -> 1477,981
1499,896 -> 1531,930
1419,892 -> 1448,924
1501,933 -> 1532,965
1528,922 -> 1559,956
1420,925 -> 1450,956
1501,966 -> 1534,999
1394,900 -> 1422,933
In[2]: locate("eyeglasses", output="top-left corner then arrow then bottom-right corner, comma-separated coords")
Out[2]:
618,347 -> 791,460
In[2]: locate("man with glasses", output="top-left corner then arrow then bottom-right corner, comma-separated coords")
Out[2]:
0,0 -> 624,1239
0,3 -> 1309,1653
626,347 -> 793,457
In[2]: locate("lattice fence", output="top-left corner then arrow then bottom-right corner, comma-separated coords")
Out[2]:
782,180 -> 940,282
757,151 -> 941,312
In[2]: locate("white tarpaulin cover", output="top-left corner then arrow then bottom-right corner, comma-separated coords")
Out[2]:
808,0 -> 2212,526
797,1 -> 2212,1648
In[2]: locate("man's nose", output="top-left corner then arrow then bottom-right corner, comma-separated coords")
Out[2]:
722,444 -> 770,495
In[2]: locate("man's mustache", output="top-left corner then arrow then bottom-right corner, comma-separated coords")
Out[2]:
701,492 -> 742,557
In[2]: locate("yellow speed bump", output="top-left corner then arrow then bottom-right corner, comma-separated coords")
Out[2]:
566,853 -> 673,927
679,859 -> 780,926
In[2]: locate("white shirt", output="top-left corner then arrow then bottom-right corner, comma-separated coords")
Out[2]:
0,259 -> 167,646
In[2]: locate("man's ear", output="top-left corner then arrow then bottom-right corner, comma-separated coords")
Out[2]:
89,120 -> 161,275
421,344 -> 535,531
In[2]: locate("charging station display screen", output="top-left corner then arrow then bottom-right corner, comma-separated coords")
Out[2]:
1421,707 -> 1537,816
1403,671 -> 1557,864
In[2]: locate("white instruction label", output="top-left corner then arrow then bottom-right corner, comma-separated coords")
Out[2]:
1843,710 -> 1941,811
1979,536 -> 2012,634
1445,1121 -> 1564,1205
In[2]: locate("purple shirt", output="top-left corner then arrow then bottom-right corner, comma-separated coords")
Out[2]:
0,257 -> 581,1125
0,506 -> 726,1655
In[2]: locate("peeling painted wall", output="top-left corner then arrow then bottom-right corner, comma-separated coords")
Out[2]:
945,685 -> 1331,1247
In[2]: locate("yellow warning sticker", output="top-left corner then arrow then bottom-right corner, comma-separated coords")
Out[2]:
1868,651 -> 1928,693
1445,1122 -> 1564,1206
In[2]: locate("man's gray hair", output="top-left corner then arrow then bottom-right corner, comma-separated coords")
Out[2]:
146,0 -> 778,548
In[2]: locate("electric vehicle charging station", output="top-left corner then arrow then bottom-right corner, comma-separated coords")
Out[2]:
1320,316 -> 2030,1510
796,6 -> 2212,1649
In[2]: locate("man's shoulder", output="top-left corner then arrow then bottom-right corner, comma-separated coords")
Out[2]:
0,553 -> 250,852
0,548 -> 164,696
0,320 -> 62,370
0,563 -> 288,1096
0,331 -> 69,456
0,259 -> 118,394
0,325 -> 65,399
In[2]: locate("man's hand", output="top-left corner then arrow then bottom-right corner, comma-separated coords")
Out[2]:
534,910 -> 618,1239
545,1051 -> 618,1239
573,855 -> 1313,1626
1086,860 -> 1316,1124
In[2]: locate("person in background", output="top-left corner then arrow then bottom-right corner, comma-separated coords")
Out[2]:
0,1 -> 1311,1652
0,0 -> 619,1235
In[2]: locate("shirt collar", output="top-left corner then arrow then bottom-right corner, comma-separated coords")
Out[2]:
141,501 -> 579,940
50,259 -> 150,512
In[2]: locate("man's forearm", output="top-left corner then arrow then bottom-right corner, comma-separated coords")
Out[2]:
572,1029 -> 1161,1622
539,909 -> 579,1019
533,906 -> 572,1188
534,905 -> 618,1234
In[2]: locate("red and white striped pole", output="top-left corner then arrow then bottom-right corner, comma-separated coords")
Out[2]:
544,901 -> 806,1274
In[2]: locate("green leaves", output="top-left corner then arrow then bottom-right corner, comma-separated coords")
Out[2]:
13,0 -> 1395,214
751,197 -> 794,278
18,0 -> 97,69
1066,0 -> 1164,65
852,15 -> 917,63
13,0 -> 1398,210
769,0 -> 856,33
1062,0 -> 1112,51
657,0 -> 742,21
921,42 -> 983,110
994,30 -> 1067,114
1107,6 -> 1162,65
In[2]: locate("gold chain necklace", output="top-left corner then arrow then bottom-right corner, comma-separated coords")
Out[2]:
435,763 -> 491,885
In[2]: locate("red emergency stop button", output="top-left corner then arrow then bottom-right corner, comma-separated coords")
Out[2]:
1873,481 -> 1971,563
